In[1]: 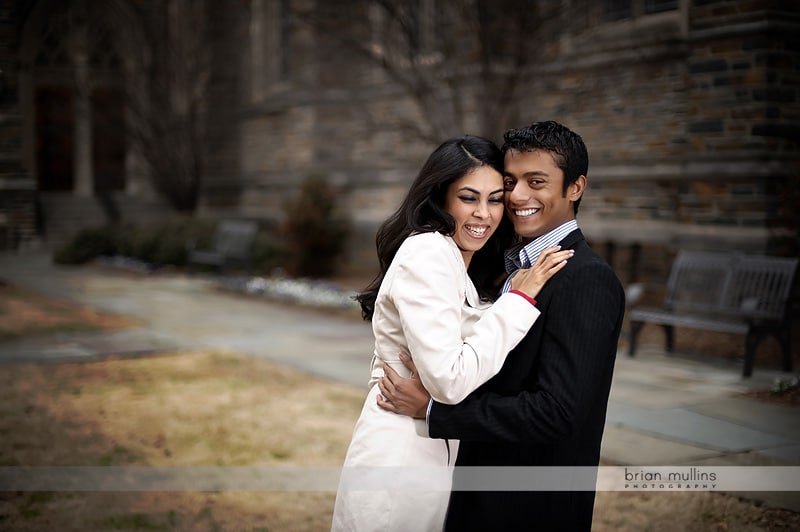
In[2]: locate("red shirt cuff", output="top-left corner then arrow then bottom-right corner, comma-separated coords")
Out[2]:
509,290 -> 537,307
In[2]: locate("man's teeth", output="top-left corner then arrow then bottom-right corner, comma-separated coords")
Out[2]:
515,208 -> 538,216
466,225 -> 487,236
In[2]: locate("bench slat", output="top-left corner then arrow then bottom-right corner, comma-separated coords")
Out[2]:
629,307 -> 749,334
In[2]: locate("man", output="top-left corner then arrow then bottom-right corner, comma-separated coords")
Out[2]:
377,120 -> 625,531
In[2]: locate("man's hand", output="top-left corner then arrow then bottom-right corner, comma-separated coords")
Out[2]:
377,352 -> 431,419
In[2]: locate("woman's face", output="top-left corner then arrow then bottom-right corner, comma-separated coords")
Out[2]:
444,165 -> 505,267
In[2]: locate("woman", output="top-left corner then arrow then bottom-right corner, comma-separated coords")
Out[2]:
331,136 -> 571,531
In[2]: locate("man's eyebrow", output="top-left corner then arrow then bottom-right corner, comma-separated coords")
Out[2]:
503,170 -> 550,178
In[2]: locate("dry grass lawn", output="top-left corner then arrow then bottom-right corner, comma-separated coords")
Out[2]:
0,282 -> 138,339
0,349 -> 365,531
1,282 -> 798,531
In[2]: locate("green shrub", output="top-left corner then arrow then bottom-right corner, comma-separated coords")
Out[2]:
252,231 -> 287,274
53,226 -> 122,265
133,217 -> 212,267
52,217 -> 214,268
281,175 -> 351,278
151,224 -> 193,266
124,225 -> 161,264
52,217 -> 289,274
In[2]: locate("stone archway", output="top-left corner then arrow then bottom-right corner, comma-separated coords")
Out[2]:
22,0 -> 126,198
34,85 -> 73,191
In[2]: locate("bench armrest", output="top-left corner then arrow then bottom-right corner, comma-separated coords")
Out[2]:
625,282 -> 645,307
739,296 -> 759,316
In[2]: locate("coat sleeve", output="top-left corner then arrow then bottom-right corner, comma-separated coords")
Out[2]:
428,260 -> 625,442
391,234 -> 540,405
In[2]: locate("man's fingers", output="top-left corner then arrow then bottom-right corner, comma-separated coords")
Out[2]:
376,392 -> 396,413
383,363 -> 400,383
398,352 -> 419,378
377,377 -> 397,413
378,376 -> 394,399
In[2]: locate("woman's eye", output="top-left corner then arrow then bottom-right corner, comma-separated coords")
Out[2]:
489,197 -> 504,204
458,196 -> 477,202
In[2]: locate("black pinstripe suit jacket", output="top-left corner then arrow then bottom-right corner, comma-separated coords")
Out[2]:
429,228 -> 626,532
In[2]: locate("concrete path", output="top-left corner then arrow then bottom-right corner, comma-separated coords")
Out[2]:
0,252 -> 374,387
1,250 -> 798,510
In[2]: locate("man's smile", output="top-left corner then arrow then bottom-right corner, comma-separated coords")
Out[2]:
512,207 -> 540,217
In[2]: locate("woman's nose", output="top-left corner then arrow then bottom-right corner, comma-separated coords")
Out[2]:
474,201 -> 489,218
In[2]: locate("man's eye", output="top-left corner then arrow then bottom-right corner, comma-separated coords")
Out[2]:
503,180 -> 516,190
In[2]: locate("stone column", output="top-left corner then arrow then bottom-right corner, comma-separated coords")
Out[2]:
72,16 -> 93,197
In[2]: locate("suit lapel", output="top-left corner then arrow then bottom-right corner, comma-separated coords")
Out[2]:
532,228 -> 585,307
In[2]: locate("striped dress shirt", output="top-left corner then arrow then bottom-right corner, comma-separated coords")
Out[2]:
501,219 -> 579,294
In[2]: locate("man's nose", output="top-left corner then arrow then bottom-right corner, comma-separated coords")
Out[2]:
506,182 -> 526,204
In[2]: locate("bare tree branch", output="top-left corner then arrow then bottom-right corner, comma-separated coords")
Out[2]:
294,0 -> 563,141
100,0 -> 210,212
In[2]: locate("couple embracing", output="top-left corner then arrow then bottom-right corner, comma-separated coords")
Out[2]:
332,121 -> 626,532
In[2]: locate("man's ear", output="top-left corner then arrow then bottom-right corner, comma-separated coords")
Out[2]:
569,175 -> 587,202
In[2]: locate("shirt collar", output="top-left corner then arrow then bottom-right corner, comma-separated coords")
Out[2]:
504,219 -> 578,274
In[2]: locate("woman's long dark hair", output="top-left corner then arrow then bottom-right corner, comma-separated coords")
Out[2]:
356,135 -> 514,320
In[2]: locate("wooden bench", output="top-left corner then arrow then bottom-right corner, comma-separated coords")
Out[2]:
187,220 -> 258,273
627,250 -> 799,377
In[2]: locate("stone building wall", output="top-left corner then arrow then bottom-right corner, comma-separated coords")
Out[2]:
201,0 -> 438,269
157,1 -> 800,281
3,0 -> 797,272
0,0 -> 37,249
497,0 -> 799,285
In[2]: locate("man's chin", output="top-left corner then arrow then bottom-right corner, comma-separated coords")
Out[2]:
512,224 -> 543,241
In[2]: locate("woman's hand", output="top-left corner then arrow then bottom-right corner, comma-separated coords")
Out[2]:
509,246 -> 574,299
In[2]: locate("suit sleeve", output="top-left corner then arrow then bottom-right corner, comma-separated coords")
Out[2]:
392,234 -> 541,405
428,260 -> 624,442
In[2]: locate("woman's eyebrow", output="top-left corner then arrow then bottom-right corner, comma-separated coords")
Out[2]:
458,186 -> 504,195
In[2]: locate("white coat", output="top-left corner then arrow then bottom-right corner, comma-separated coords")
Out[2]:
331,231 -> 540,532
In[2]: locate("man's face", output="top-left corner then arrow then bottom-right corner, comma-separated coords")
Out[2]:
503,148 -> 583,241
